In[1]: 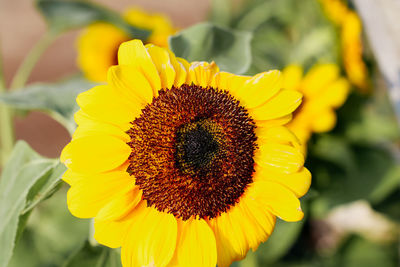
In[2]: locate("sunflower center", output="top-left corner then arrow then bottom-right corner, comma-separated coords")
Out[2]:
127,84 -> 257,220
175,119 -> 223,176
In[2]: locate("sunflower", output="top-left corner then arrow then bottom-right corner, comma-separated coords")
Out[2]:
283,64 -> 350,152
341,11 -> 369,92
61,40 -> 311,267
77,7 -> 176,82
319,0 -> 369,92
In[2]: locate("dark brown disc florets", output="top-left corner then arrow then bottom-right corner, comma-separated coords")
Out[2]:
127,84 -> 257,220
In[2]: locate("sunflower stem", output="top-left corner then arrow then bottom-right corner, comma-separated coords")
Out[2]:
0,42 -> 15,167
10,32 -> 57,90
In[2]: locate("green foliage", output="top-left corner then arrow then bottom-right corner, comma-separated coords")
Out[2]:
8,187 -> 90,267
373,189 -> 400,222
169,23 -> 253,74
251,235 -> 399,267
338,92 -> 400,144
36,0 -> 150,38
225,0 -> 338,73
63,241 -> 122,267
209,0 -> 233,27
0,76 -> 94,133
0,141 -> 65,267
309,137 -> 398,216
329,235 -> 398,267
306,91 -> 400,216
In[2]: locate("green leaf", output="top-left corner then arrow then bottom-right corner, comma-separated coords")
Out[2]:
36,0 -> 150,38
169,22 -> 253,74
0,141 -> 65,267
0,76 -> 94,133
23,163 -> 65,214
8,186 -> 90,267
369,166 -> 400,204
62,241 -> 122,267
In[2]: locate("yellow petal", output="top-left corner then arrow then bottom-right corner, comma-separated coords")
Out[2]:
208,205 -> 249,267
73,119 -> 130,142
238,194 -> 276,250
187,62 -> 220,88
249,181 -> 304,221
234,70 -> 283,108
76,85 -> 140,126
74,109 -> 93,126
177,57 -> 190,73
118,39 -> 161,93
256,126 -> 300,147
94,207 -> 138,248
62,169 -> 81,185
255,114 -> 293,128
208,193 -> 275,267
123,8 -> 175,48
121,202 -> 177,267
316,77 -> 350,108
95,184 -> 142,222
77,22 -> 129,82
342,11 -> 362,41
311,108 -> 336,133
167,50 -> 187,87
249,89 -> 302,121
255,143 -> 304,174
108,65 -> 154,104
66,169 -> 133,218
74,109 -> 132,133
286,124 -> 311,153
210,72 -> 251,94
320,0 -> 349,25
146,44 -> 176,90
60,135 -> 131,174
301,64 -> 339,97
169,219 -> 217,267
210,71 -> 235,89
255,166 -> 312,198
282,64 -> 303,91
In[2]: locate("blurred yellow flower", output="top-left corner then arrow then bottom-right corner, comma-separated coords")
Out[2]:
77,8 -> 176,82
319,0 -> 369,92
283,64 -> 350,152
61,40 -> 310,267
341,11 -> 369,92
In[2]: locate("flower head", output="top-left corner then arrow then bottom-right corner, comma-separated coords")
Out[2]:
283,64 -> 350,152
61,40 -> 311,267
77,8 -> 176,82
319,0 -> 369,92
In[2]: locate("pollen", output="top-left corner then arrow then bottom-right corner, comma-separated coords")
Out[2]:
127,84 -> 257,220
